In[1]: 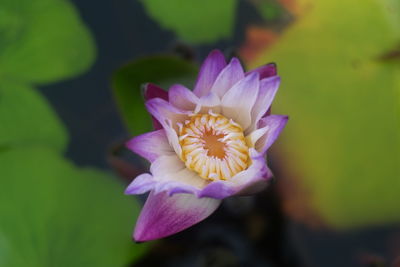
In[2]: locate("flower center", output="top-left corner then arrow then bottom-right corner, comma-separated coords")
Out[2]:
178,113 -> 250,181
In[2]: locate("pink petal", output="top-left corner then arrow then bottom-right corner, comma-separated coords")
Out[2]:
143,83 -> 169,130
193,50 -> 227,97
144,83 -> 168,101
168,84 -> 221,114
255,115 -> 289,154
126,129 -> 174,162
150,155 -> 208,190
134,191 -> 221,241
168,84 -> 198,110
124,154 -> 207,197
125,173 -> 156,195
198,149 -> 271,198
196,92 -> 221,114
146,98 -> 189,131
210,57 -> 245,98
246,63 -> 277,79
231,149 -> 272,196
146,98 -> 190,156
248,76 -> 280,133
221,72 -> 260,130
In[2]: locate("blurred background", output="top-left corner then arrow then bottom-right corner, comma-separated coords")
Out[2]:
0,0 -> 399,266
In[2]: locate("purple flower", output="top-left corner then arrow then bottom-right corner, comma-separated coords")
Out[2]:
125,50 -> 288,241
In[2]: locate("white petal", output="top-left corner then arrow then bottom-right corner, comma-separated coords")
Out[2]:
245,126 -> 270,148
195,91 -> 222,114
168,84 -> 198,110
210,57 -> 244,98
248,76 -> 280,133
151,155 -> 208,189
221,72 -> 260,130
126,130 -> 174,162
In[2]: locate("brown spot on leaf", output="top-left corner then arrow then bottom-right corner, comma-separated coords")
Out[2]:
239,26 -> 278,64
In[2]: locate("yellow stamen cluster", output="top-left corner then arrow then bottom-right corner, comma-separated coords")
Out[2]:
178,113 -> 250,181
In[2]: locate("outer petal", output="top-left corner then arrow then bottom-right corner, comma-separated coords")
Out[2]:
144,83 -> 169,130
193,50 -> 227,97
221,72 -> 260,130
125,150 -> 271,199
124,153 -> 208,197
246,63 -> 277,79
126,129 -> 174,162
198,181 -> 235,199
255,115 -> 289,154
248,76 -> 280,133
210,57 -> 245,98
134,191 -> 221,241
144,83 -> 168,101
125,174 -> 156,195
146,98 -> 189,131
230,149 -> 273,195
146,98 -> 190,157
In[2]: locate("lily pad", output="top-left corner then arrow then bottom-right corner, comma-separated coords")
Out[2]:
140,0 -> 237,43
0,147 -> 146,267
250,0 -> 400,228
112,55 -> 198,135
0,0 -> 95,84
0,81 -> 67,151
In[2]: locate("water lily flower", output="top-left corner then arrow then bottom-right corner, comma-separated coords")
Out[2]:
125,50 -> 288,242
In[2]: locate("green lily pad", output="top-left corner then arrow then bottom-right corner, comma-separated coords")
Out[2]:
112,55 -> 198,135
251,0 -> 400,228
0,0 -> 95,84
140,0 -> 237,43
0,147 -> 146,267
0,81 -> 67,151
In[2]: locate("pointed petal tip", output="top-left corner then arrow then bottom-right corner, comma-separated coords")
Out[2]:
257,114 -> 289,153
125,136 -> 143,157
229,56 -> 241,64
133,232 -> 147,243
133,227 -> 160,242
208,49 -> 225,58
247,62 -> 278,79
193,50 -> 227,97
132,232 -> 148,243
143,83 -> 168,101
204,49 -> 226,66
248,70 -> 260,80
267,62 -> 277,69
280,115 -> 289,123
124,187 -> 132,195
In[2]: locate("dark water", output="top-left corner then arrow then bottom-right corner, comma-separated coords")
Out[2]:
39,1 -> 400,266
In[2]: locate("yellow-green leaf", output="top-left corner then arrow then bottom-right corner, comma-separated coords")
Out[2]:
250,0 -> 400,228
0,147 -> 146,267
0,81 -> 67,151
0,0 -> 95,84
140,0 -> 237,43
